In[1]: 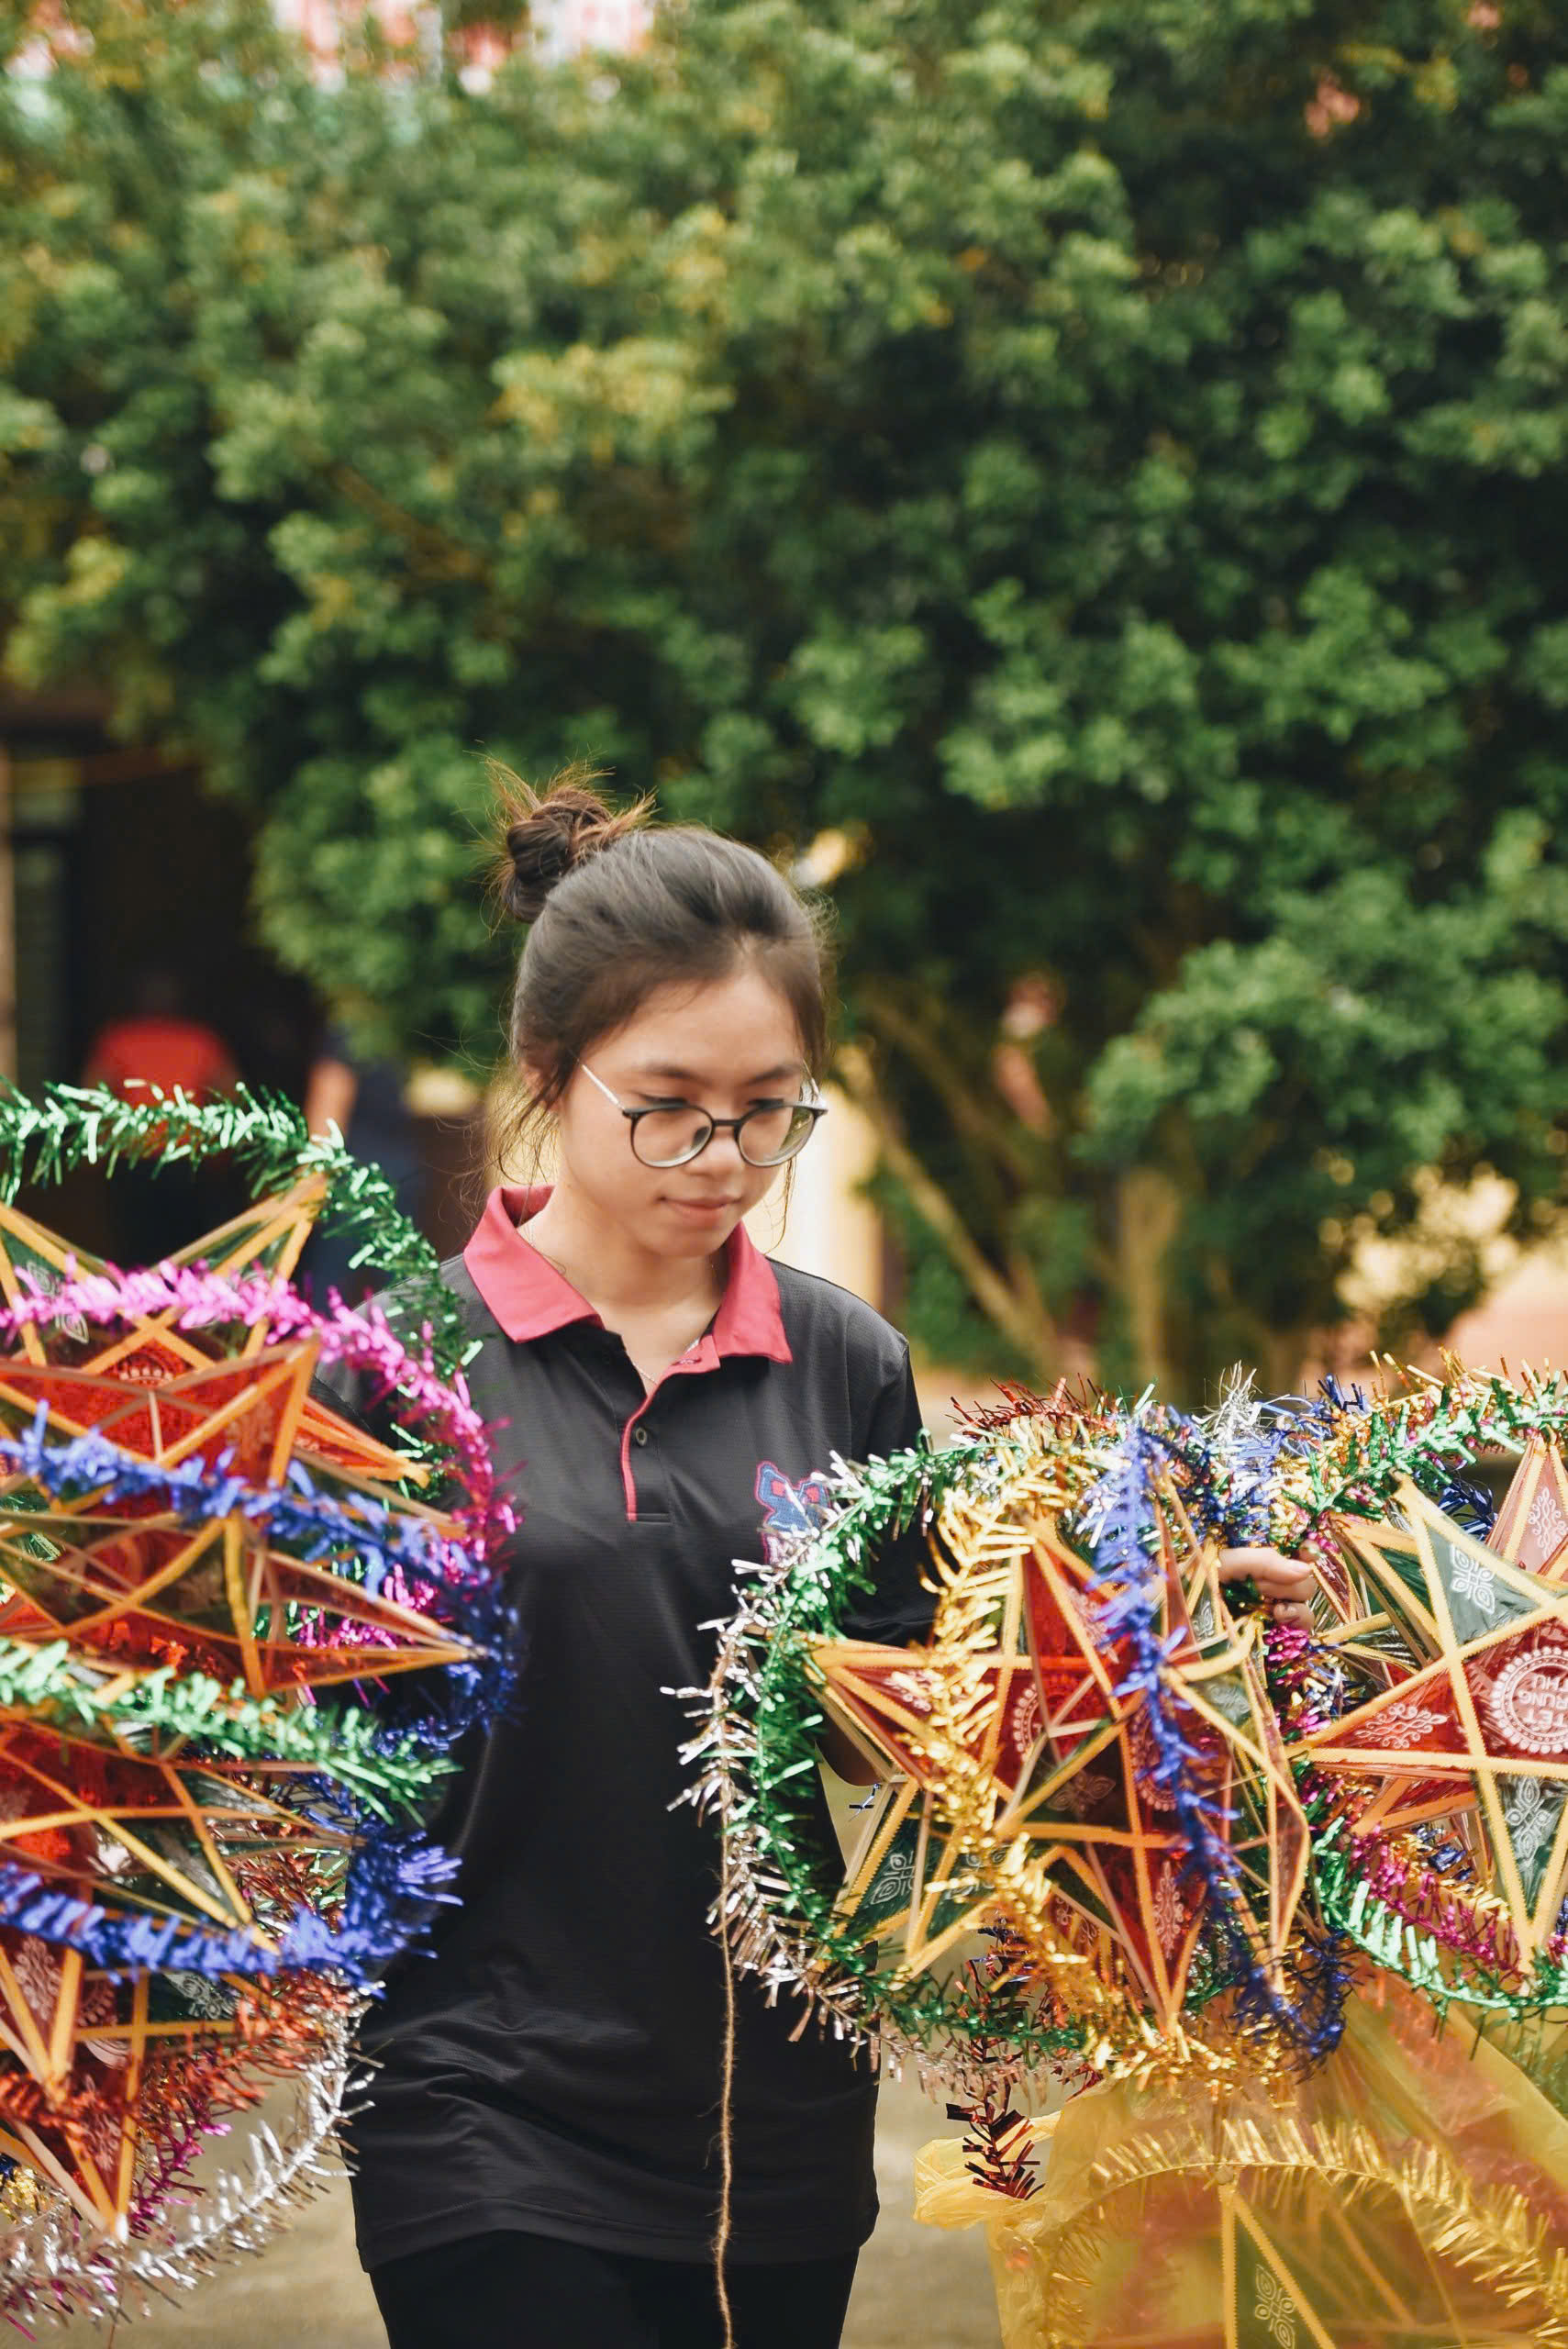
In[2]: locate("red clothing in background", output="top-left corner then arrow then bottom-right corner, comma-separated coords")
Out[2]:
83,1016 -> 238,1105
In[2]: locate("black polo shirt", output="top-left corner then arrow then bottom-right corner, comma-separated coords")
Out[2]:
346,1186 -> 923,2273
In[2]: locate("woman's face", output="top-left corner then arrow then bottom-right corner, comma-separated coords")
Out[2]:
546,962 -> 810,1261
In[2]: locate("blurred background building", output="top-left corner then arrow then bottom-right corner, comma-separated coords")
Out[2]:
271,0 -> 650,79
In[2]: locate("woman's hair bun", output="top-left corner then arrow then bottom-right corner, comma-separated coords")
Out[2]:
490,763 -> 650,924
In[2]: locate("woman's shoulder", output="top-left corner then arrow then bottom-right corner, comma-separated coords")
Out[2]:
439,1252 -> 491,1312
431,1252 -> 516,1349
768,1259 -> 909,1381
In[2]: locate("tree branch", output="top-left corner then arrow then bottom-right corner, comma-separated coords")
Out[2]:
330,465 -> 489,583
836,1042 -> 1059,1374
1115,1165 -> 1180,1394
858,979 -> 1038,1188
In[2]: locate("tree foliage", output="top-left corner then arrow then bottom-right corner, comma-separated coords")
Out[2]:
5,0 -> 1568,1392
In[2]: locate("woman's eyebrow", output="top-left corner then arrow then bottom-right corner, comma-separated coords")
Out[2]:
632,1061 -> 804,1085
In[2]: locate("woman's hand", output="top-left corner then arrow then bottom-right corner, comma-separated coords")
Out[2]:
1216,1545 -> 1317,1633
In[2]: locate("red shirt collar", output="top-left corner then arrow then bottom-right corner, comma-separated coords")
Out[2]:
462,1186 -> 793,1363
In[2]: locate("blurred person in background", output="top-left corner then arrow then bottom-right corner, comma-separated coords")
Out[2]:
83,964 -> 238,1105
302,1011 -> 428,1302
82,967 -> 239,1264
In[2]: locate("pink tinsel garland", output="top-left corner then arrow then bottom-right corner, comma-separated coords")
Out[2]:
0,1262 -> 514,1566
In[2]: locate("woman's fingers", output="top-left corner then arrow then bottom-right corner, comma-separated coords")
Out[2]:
1216,1545 -> 1318,1606
1216,1545 -> 1317,1635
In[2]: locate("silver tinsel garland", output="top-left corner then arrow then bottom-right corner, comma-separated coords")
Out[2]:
0,2010 -> 361,2328
676,1432 -> 1082,2101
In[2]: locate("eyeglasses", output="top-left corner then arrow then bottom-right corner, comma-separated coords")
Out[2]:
579,1063 -> 828,1169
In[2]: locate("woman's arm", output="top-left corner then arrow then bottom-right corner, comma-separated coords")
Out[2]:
305,1054 -> 359,1140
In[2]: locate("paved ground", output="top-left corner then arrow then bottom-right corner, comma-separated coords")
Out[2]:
54,2072 -> 999,2349
848,2073 -> 998,2349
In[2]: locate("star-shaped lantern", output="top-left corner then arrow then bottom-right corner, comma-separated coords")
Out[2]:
0,1631 -> 392,2238
812,1475 -> 1307,2035
0,1709 -> 358,2235
0,1913 -> 351,2236
1297,1464 -> 1568,1967
1490,1433 -> 1568,1581
0,1194 -> 471,1694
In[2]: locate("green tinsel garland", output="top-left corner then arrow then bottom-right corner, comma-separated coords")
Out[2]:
1314,1823 -> 1568,2019
0,1081 -> 471,1379
698,1432 -> 1090,2078
1281,1369 -> 1568,2020
1283,1368 -> 1568,1533
0,1635 -> 448,1820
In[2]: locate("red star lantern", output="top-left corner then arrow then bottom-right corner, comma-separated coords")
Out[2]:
0,1149 -> 493,2265
0,1920 -> 350,2236
0,1189 -> 424,1491
1491,1435 -> 1568,1581
813,1482 -> 1307,2034
0,1651 -> 371,2238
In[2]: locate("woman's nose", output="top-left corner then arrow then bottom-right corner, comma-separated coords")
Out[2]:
701,1122 -> 748,1174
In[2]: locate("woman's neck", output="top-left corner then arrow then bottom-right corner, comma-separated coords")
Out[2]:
517,1184 -> 727,1323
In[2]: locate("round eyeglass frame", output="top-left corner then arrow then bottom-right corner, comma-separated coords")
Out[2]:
579,1063 -> 828,1169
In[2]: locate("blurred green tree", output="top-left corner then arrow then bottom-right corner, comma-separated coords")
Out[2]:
5,0 -> 1567,1393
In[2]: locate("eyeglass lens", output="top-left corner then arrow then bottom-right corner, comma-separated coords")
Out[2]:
631,1102 -> 816,1168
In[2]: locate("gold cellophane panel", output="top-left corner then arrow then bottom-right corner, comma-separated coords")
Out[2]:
917,1976 -> 1568,2347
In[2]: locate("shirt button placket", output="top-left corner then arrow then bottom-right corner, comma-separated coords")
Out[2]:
620,1409 -> 657,1520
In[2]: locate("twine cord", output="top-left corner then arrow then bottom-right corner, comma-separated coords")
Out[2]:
713,1831 -> 738,2349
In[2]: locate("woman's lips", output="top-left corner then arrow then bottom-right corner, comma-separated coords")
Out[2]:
663,1196 -> 741,1222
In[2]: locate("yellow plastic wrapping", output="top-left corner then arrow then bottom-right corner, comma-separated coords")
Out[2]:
916,2116 -> 1064,2349
915,1978 -> 1568,2346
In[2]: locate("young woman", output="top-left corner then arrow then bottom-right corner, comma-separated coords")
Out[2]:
350,774 -> 1315,2349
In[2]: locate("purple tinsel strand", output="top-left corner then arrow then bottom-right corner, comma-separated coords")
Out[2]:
3,1407 -> 475,1597
0,1809 -> 463,1987
1076,1415 -> 1345,2063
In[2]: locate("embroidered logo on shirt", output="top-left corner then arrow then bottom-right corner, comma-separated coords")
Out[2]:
755,1462 -> 829,1563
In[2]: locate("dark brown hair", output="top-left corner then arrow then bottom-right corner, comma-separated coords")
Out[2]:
488,763 -> 832,1176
